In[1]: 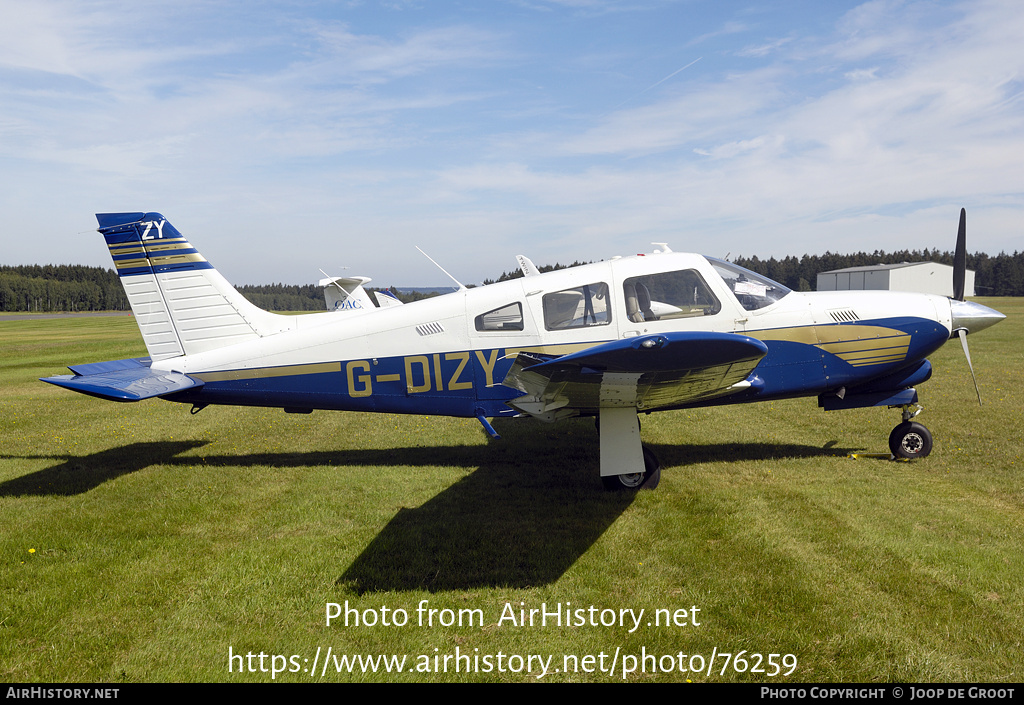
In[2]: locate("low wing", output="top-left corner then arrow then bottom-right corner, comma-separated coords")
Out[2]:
503,332 -> 767,420
41,358 -> 203,402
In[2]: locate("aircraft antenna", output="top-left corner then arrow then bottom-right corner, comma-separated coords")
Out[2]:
318,268 -> 348,295
415,246 -> 467,291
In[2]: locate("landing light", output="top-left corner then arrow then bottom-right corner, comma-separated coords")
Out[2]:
635,336 -> 667,350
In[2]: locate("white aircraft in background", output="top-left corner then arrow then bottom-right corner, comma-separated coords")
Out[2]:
320,275 -> 403,312
43,210 -> 1004,489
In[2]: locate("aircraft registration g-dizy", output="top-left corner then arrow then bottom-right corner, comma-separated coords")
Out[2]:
43,211 -> 1004,489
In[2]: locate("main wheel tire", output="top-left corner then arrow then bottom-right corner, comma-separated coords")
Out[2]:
889,421 -> 933,459
602,470 -> 646,490
601,445 -> 661,490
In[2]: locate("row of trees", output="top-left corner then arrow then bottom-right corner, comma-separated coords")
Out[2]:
0,265 -> 129,312
0,266 -> 334,313
3,250 -> 1022,312
483,260 -> 593,285
236,283 -> 326,311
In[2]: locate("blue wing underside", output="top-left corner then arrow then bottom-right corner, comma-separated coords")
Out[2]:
502,332 -> 769,417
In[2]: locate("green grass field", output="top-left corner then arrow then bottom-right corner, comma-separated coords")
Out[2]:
2,302 -> 1022,682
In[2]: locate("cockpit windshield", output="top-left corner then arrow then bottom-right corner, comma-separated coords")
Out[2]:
705,257 -> 791,311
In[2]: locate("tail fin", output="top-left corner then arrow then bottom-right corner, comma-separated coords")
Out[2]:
373,288 -> 403,308
98,212 -> 290,361
319,275 -> 375,312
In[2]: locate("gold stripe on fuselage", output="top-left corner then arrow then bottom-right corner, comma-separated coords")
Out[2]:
748,327 -> 819,345
503,342 -> 609,358
195,361 -> 342,382
749,324 -> 910,367
844,354 -> 908,367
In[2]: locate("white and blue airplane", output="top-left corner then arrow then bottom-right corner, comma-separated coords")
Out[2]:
42,210 -> 1004,489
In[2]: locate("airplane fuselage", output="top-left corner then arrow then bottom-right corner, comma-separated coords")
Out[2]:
152,252 -> 953,418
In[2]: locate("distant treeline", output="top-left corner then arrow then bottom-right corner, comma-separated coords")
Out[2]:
236,283 -> 327,311
483,261 -> 593,285
0,266 -> 333,313
3,250 -> 1022,312
236,284 -> 456,310
0,265 -> 129,312
731,249 -> 1024,296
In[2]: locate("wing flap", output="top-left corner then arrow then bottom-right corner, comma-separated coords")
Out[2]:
504,332 -> 767,416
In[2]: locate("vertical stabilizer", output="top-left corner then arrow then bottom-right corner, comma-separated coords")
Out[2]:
373,289 -> 403,308
319,275 -> 375,312
98,212 -> 291,361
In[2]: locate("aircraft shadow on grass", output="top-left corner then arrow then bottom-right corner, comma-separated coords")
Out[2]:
333,432 -> 858,594
1,424 -> 855,592
0,441 -> 208,497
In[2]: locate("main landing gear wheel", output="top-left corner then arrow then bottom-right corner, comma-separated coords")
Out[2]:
888,421 -> 933,459
602,445 -> 661,490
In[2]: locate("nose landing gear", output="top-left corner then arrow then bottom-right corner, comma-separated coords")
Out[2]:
888,404 -> 933,459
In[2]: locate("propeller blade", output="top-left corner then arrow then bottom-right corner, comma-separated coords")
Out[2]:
957,329 -> 982,405
953,207 -> 966,301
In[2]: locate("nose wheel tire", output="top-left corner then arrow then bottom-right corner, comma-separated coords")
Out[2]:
888,421 -> 933,459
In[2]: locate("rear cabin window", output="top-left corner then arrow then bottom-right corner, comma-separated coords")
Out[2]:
475,302 -> 524,331
542,283 -> 611,330
623,270 -> 721,322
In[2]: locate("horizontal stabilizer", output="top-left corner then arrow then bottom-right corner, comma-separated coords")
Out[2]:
67,357 -> 152,376
41,358 -> 203,402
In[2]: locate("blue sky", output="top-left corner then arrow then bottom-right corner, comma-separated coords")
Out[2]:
2,0 -> 1022,286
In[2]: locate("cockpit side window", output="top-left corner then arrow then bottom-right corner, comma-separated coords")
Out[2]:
475,302 -> 524,331
543,283 -> 611,330
706,257 -> 791,311
623,270 -> 721,322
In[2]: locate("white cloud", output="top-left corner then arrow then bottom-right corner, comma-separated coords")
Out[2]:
440,0 -> 1024,264
843,67 -> 878,81
1,0 -> 1023,284
737,36 -> 794,58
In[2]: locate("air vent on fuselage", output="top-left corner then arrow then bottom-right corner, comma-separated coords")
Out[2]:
828,309 -> 860,323
416,322 -> 445,336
